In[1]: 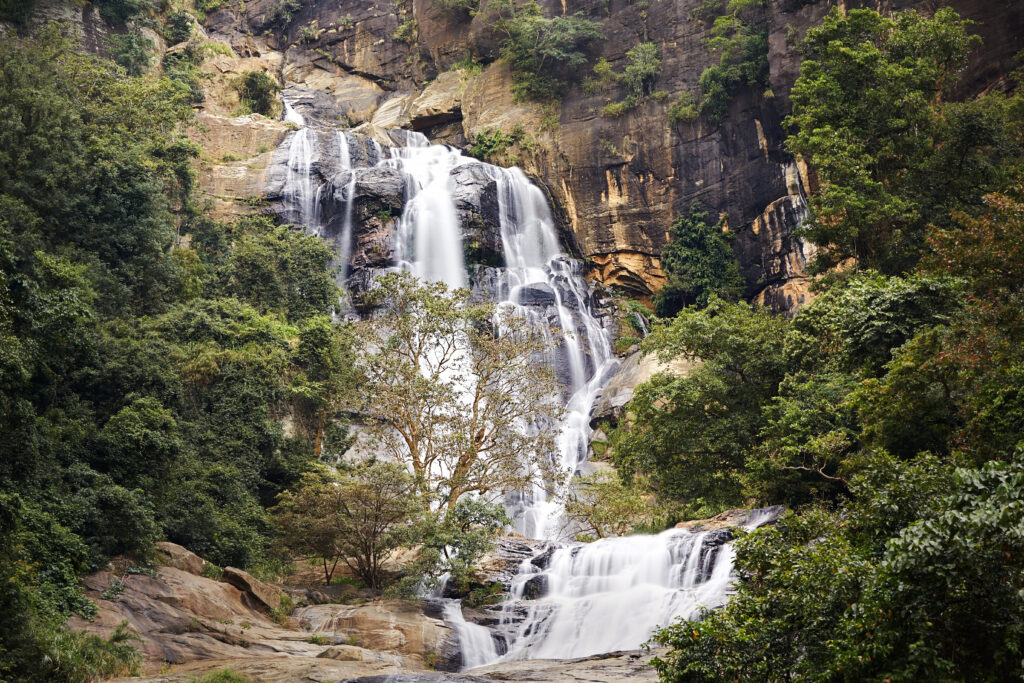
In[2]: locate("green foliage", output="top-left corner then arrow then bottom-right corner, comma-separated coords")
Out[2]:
436,0 -> 478,17
0,27 -> 345,677
234,70 -> 280,116
592,41 -> 661,117
306,633 -> 331,645
467,126 -> 531,163
165,10 -> 194,44
96,0 -> 152,23
623,41 -> 661,99
189,670 -> 252,683
562,472 -> 666,540
393,19 -> 417,44
0,0 -> 36,24
698,10 -> 768,125
652,452 -> 1024,682
599,99 -> 633,118
667,91 -> 698,125
391,497 -> 508,598
617,299 -> 789,509
784,7 -> 1022,273
494,0 -> 604,101
654,202 -> 744,317
266,0 -> 300,27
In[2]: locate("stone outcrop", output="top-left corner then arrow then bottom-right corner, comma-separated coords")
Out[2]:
70,561 -> 457,680
674,505 -> 786,532
154,542 -> 208,576
221,567 -> 285,612
192,0 -> 1022,314
591,350 -> 697,427
192,112 -> 290,219
295,601 -> 458,670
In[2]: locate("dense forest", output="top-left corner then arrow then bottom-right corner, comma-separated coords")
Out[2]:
0,0 -> 1023,681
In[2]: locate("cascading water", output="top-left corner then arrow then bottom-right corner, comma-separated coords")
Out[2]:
485,166 -> 619,540
494,512 -> 776,661
382,132 -> 468,290
271,116 -> 775,669
281,101 -> 319,230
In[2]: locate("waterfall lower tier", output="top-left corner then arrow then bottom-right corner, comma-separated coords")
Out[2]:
499,528 -> 735,661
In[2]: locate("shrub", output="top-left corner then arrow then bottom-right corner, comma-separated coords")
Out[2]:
165,10 -> 193,44
600,98 -> 634,117
306,633 -> 330,645
496,0 -> 603,101
393,19 -> 417,44
96,0 -> 152,23
266,0 -> 300,27
297,21 -> 318,43
668,91 -> 698,124
234,71 -> 280,116
623,41 -> 661,98
107,30 -> 153,76
42,622 -> 142,681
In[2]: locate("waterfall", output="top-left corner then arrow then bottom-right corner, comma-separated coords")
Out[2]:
495,514 -> 774,661
270,120 -> 772,669
485,166 -> 619,540
382,132 -> 468,290
335,131 -> 356,282
440,600 -> 500,669
281,100 -> 319,231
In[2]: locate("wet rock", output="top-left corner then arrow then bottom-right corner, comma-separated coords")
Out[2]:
514,283 -> 557,308
450,164 -> 503,267
520,575 -> 548,600
529,545 -> 556,571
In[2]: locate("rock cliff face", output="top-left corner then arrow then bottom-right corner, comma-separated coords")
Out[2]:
13,0 -> 1020,309
193,0 -> 1023,312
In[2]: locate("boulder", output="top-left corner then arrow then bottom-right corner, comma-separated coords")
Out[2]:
294,600 -> 456,669
591,351 -> 696,427
409,70 -> 466,130
221,567 -> 284,612
675,505 -> 786,533
154,542 -> 206,576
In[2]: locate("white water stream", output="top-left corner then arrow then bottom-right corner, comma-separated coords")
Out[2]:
276,103 -> 769,668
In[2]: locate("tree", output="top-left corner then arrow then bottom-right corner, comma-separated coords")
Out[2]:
785,8 -> 982,273
392,497 -> 508,601
615,298 -> 789,509
273,462 -> 420,588
654,202 -> 744,317
561,471 -> 661,541
355,272 -> 562,510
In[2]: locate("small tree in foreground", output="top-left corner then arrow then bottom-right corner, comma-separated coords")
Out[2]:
356,272 -> 563,511
561,471 -> 662,541
272,462 -> 419,588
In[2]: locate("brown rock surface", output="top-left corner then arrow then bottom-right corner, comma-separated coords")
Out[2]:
295,601 -> 455,668
221,566 -> 284,612
154,542 -> 207,576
